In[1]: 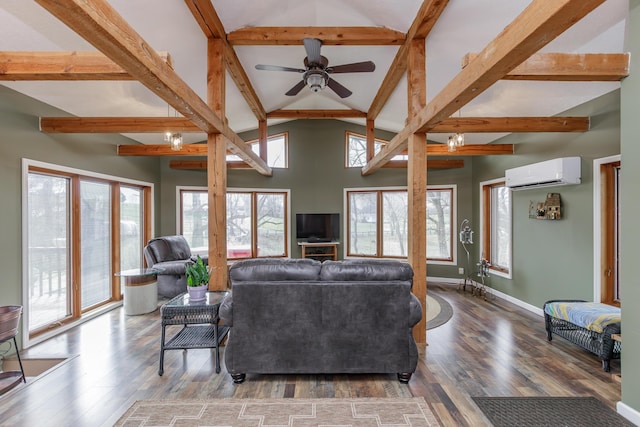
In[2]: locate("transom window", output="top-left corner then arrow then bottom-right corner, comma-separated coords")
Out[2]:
345,186 -> 455,262
345,132 -> 407,168
179,188 -> 290,259
227,133 -> 288,168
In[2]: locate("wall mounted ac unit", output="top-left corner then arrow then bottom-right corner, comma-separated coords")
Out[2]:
505,157 -> 581,191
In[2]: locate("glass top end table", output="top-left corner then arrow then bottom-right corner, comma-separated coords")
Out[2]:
158,291 -> 230,376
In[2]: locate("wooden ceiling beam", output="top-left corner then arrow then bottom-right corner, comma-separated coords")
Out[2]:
170,158 -> 464,170
40,115 -> 586,134
363,0 -> 605,175
118,144 -> 208,156
430,116 -> 589,133
227,27 -> 405,45
368,0 -> 450,120
0,51 -> 172,81
463,52 -> 630,81
184,0 -> 266,121
425,144 -> 514,156
40,117 -> 203,133
35,0 -> 270,176
267,109 -> 367,119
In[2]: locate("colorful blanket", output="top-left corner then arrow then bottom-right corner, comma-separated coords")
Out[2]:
544,302 -> 621,334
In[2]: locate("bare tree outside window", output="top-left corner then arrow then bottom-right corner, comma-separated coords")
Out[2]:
382,191 -> 408,257
427,189 -> 452,260
346,187 -> 454,260
345,133 -> 404,168
256,193 -> 286,256
179,189 -> 289,259
349,192 -> 377,255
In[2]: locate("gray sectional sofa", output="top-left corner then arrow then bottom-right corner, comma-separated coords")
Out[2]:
219,258 -> 422,383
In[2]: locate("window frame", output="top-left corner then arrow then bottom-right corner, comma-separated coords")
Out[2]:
344,185 -> 457,264
177,186 -> 291,259
593,155 -> 621,306
480,178 -> 512,279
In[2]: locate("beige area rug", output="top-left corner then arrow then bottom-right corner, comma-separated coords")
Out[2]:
426,293 -> 453,330
114,397 -> 441,426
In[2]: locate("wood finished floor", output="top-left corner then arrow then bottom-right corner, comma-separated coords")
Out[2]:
0,282 -> 621,426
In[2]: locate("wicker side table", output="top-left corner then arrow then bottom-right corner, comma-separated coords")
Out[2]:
158,291 -> 229,376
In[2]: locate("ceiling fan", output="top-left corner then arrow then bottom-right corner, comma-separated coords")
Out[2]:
255,38 -> 375,98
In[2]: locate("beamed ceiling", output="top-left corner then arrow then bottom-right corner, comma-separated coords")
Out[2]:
0,0 -> 630,174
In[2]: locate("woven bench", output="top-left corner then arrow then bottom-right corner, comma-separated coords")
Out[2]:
543,299 -> 621,372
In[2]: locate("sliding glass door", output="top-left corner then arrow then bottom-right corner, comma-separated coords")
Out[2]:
120,186 -> 143,272
27,172 -> 71,331
80,180 -> 112,309
25,162 -> 152,342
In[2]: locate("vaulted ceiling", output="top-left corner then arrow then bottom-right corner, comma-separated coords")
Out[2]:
0,0 -> 630,172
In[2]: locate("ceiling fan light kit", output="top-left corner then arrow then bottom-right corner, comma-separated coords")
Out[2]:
255,38 -> 375,98
304,70 -> 327,93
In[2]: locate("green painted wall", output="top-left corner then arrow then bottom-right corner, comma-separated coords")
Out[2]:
0,85 -> 161,317
620,0 -> 640,414
158,119 -> 473,265
472,90 -> 620,308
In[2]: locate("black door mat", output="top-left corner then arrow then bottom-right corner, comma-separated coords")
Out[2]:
472,396 -> 634,427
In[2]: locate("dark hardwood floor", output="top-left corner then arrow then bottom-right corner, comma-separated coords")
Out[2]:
0,282 -> 621,426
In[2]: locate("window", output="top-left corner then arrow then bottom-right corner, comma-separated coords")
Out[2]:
179,188 -> 289,259
427,188 -> 453,261
480,179 -> 512,278
345,132 -> 407,168
345,186 -> 455,262
23,160 -> 152,344
227,133 -> 288,168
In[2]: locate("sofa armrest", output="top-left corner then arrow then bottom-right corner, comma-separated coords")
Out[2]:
152,260 -> 189,275
409,293 -> 423,327
219,292 -> 233,326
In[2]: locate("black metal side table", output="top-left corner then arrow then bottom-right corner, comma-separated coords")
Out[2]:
158,291 -> 229,376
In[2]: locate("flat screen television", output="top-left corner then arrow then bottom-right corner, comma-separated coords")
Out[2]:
296,213 -> 340,242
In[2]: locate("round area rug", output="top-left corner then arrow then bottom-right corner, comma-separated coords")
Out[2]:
426,292 -> 453,330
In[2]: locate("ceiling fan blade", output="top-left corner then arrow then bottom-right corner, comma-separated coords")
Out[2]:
285,80 -> 307,96
255,64 -> 305,73
303,38 -> 322,65
327,78 -> 352,98
327,61 -> 376,74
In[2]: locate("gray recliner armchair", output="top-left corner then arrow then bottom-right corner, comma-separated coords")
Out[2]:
143,235 -> 207,298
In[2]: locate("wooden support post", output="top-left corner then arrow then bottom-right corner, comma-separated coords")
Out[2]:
207,38 -> 228,291
366,119 -> 375,161
258,120 -> 268,162
407,39 -> 427,346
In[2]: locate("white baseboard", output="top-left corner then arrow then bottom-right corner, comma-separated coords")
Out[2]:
427,276 -> 543,317
617,402 -> 640,426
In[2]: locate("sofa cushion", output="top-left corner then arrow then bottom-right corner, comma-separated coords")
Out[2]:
146,235 -> 191,262
229,258 -> 321,282
319,259 -> 413,284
